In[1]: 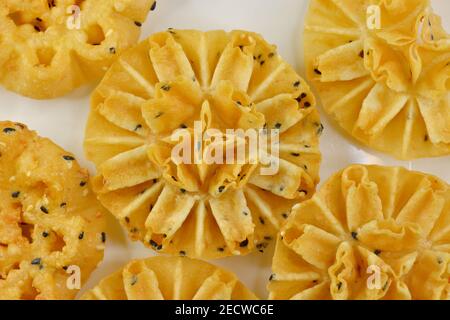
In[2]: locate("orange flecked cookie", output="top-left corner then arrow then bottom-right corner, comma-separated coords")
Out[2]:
304,0 -> 449,159
268,164 -> 450,300
0,121 -> 107,300
84,29 -> 323,259
0,0 -> 157,99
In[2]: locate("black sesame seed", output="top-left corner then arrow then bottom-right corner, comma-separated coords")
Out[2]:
316,123 -> 324,135
63,266 -> 68,271
337,282 -> 343,290
172,176 -> 178,182
34,25 -> 41,32
155,112 -> 164,119
125,217 -> 130,223
259,217 -> 265,225
31,258 -> 41,265
109,47 -> 116,54
269,274 -> 275,281
239,239 -> 249,247
374,249 -> 381,256
291,152 -> 300,157
134,124 -> 142,131
351,232 -> 358,240
303,102 -> 311,108
150,240 -> 158,248
274,123 -> 282,129
180,188 -> 186,194
260,60 -> 265,66
131,275 -> 138,286
80,181 -> 87,187
60,202 -> 67,208
156,244 -> 162,250
293,81 -> 301,87
134,21 -> 142,27
268,52 -> 275,58
299,189 -> 308,195
161,84 -> 171,91
180,124 -> 187,129
3,127 -> 16,134
242,211 -> 248,216
78,232 -> 84,240
264,236 -> 272,241
40,206 -> 49,214
36,17 -> 42,22
217,247 -> 224,252
11,191 -> 20,198
101,232 -> 106,243
218,185 -> 225,193
150,1 -> 157,11
63,155 -> 75,161
424,134 -> 429,142
359,50 -> 364,58
314,68 -> 322,75
179,250 -> 186,256
282,213 -> 288,219
296,93 -> 307,102
42,231 -> 49,238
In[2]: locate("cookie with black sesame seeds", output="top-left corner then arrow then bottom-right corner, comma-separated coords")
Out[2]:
82,256 -> 257,300
0,121 -> 107,300
84,29 -> 323,259
268,164 -> 450,300
0,0 -> 157,99
304,0 -> 449,159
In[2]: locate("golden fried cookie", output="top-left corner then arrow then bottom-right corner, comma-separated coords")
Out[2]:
304,0 -> 450,159
0,121 -> 107,300
84,29 -> 322,259
268,164 -> 450,300
0,0 -> 156,99
82,256 -> 257,300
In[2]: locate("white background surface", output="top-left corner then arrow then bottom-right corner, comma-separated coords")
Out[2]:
0,0 -> 448,299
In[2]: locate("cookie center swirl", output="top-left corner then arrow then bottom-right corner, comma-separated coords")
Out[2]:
145,80 -> 275,196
